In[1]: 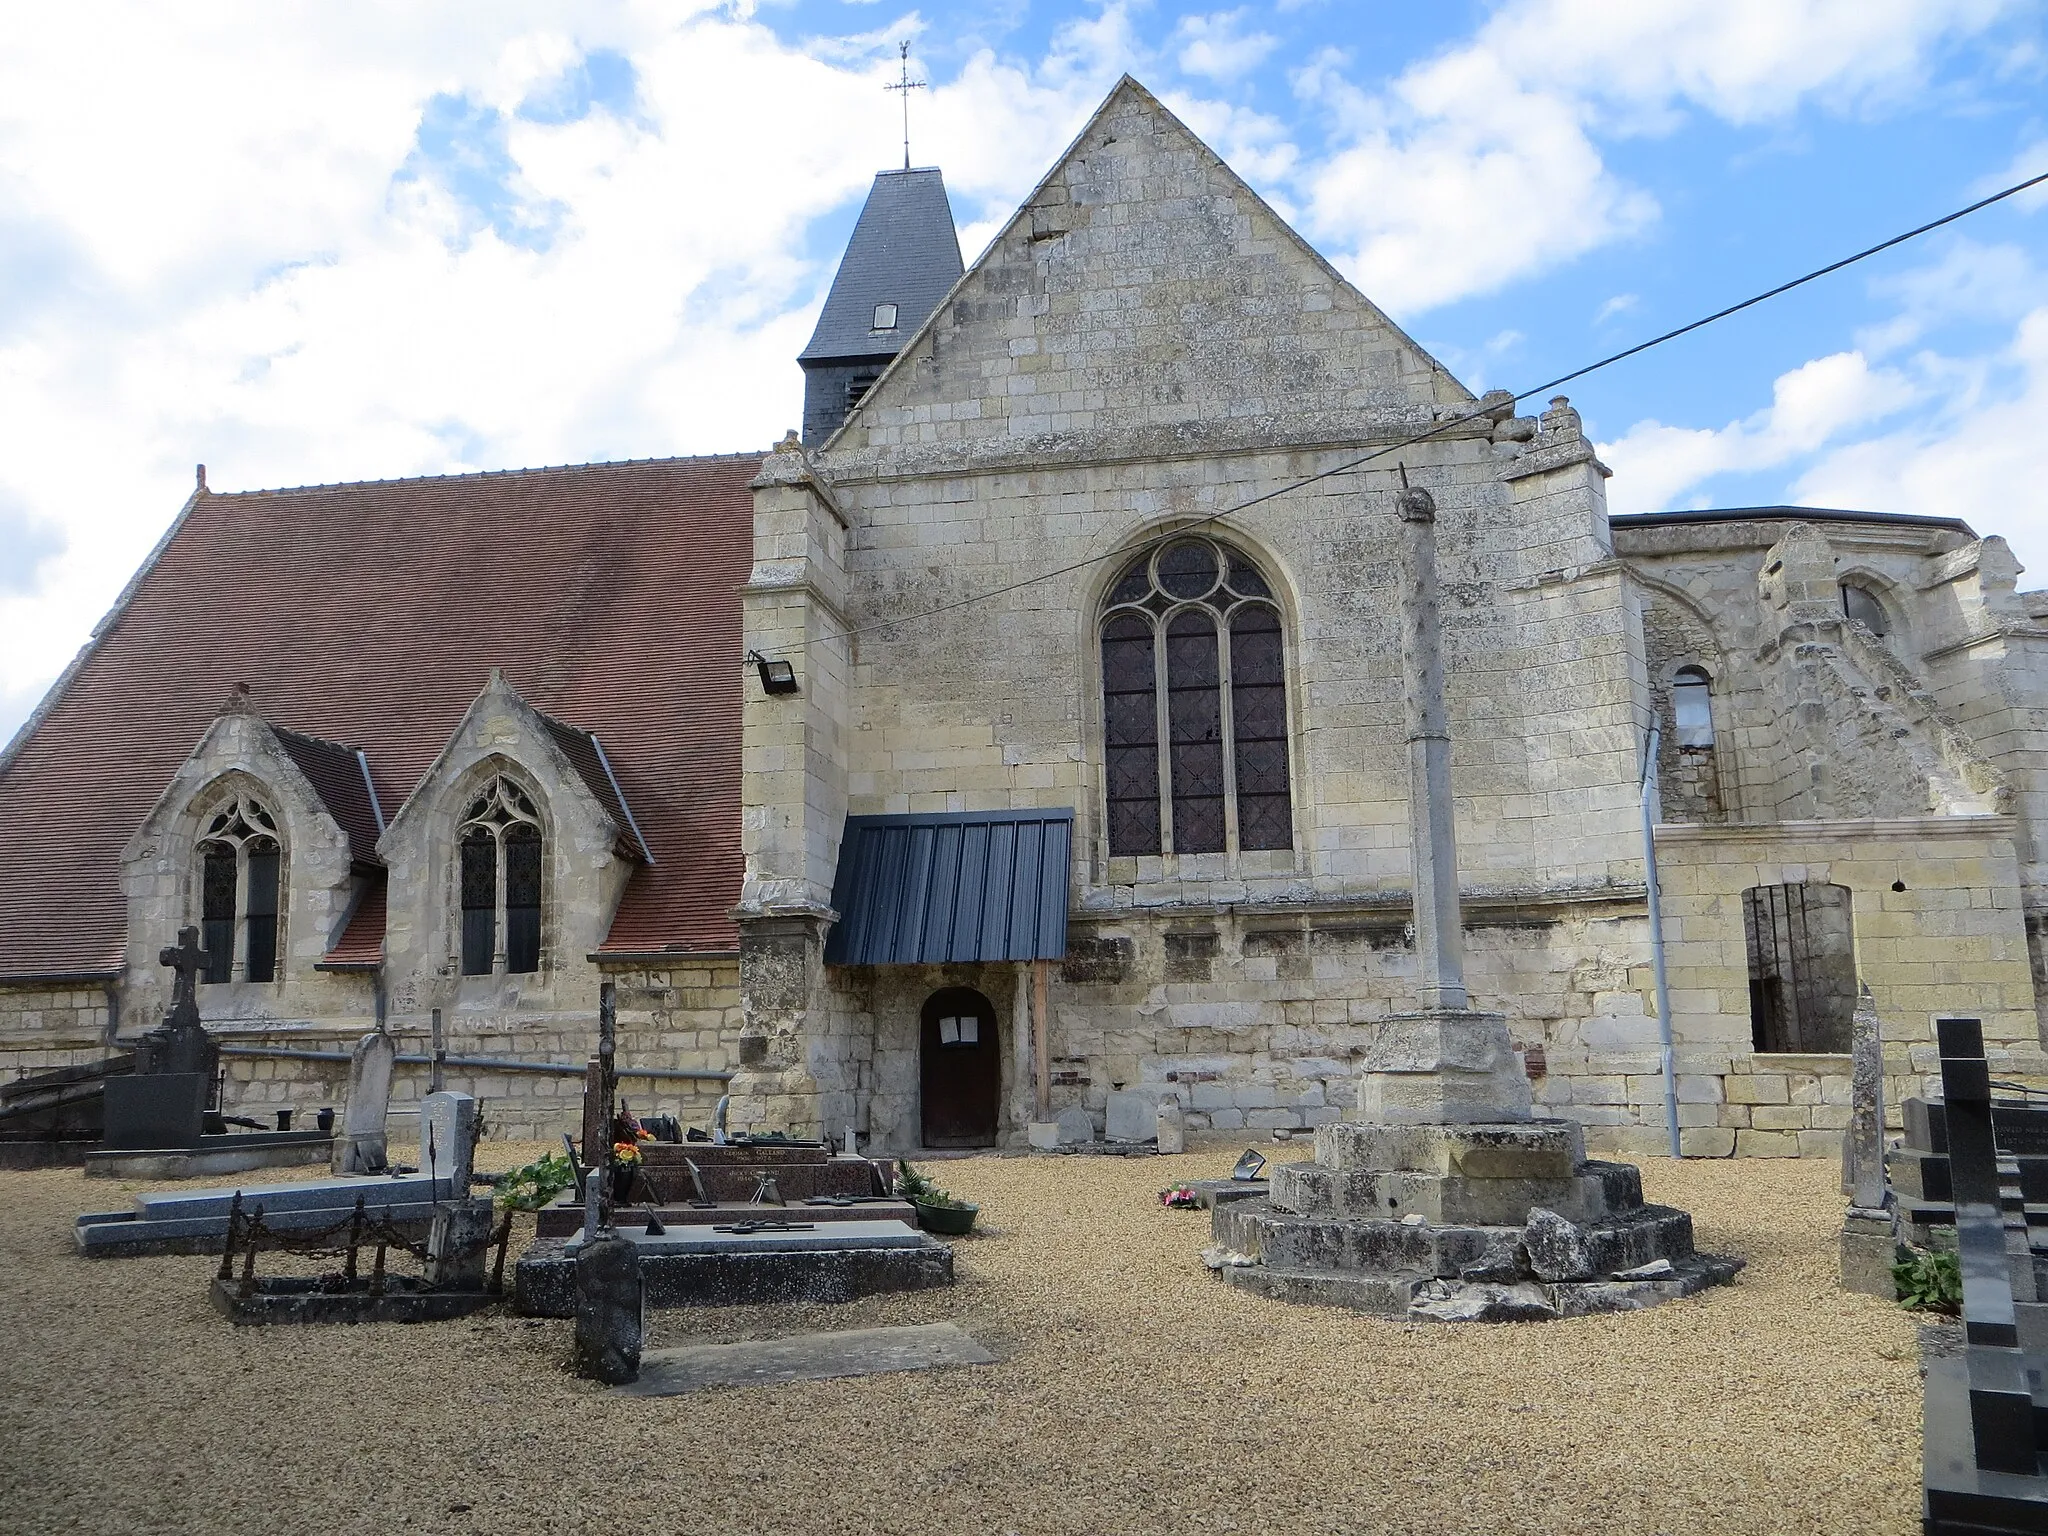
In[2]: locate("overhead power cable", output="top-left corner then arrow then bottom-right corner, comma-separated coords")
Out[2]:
755,164 -> 2048,660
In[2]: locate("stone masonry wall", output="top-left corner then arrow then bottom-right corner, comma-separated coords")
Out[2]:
0,981 -> 115,1082
1,964 -> 739,1145
1651,819 -> 2044,1157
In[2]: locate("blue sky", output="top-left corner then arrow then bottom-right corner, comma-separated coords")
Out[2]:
1,1 -> 2045,743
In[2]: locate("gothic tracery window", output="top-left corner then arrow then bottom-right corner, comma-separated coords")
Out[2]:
1101,536 -> 1294,859
459,777 -> 543,976
197,796 -> 282,984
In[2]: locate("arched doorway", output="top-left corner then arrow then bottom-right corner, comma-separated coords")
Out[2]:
920,987 -> 1001,1148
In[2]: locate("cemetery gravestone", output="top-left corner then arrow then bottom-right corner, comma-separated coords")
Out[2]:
1156,1100 -> 1186,1156
1105,1090 -> 1159,1143
103,927 -> 218,1152
574,1233 -> 645,1385
418,1090 -> 477,1190
1054,1104 -> 1094,1146
337,1032 -> 396,1174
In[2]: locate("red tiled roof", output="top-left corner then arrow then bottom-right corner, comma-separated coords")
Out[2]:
274,725 -> 384,864
0,455 -> 761,978
318,877 -> 386,970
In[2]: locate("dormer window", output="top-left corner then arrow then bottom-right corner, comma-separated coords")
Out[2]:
872,302 -> 898,330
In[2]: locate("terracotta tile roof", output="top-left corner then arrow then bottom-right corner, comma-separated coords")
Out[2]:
273,725 -> 384,864
537,713 -> 652,864
0,454 -> 760,979
318,877 -> 386,970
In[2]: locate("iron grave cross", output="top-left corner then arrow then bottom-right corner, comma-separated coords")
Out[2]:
884,40 -> 925,171
159,924 -> 212,1028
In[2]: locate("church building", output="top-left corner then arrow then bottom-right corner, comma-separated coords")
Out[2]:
4,78 -> 2045,1159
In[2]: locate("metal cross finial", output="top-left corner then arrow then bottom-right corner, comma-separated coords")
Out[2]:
884,40 -> 925,171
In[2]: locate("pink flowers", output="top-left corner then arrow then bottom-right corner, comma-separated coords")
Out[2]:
1159,1185 -> 1199,1209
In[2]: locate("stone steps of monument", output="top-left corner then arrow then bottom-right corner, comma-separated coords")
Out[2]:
1215,1201 -> 1504,1278
1217,1197 -> 1697,1280
1220,1263 -> 1428,1316
1267,1159 -> 1641,1227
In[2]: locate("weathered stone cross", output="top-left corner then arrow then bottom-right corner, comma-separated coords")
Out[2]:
158,925 -> 212,1025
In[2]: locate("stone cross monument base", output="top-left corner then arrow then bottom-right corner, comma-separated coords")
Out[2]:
1209,1009 -> 1744,1322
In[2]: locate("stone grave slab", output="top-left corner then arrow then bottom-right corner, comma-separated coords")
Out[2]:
515,1221 -> 956,1314
621,1323 -> 995,1397
77,1173 -> 458,1257
1105,1090 -> 1160,1143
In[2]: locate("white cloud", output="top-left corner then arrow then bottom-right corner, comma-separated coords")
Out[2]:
1292,0 -> 2018,315
0,3 -> 1141,737
1599,351 -> 1919,513
1794,307 -> 2048,576
1596,293 -> 1639,325
1174,10 -> 1279,83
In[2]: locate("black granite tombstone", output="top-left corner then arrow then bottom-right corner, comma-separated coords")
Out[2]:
1921,1016 -> 2048,1533
101,928 -> 219,1152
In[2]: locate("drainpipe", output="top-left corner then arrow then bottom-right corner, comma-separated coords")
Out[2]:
1640,721 -> 1682,1158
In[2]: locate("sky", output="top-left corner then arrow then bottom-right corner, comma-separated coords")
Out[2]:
2,1 -> 2045,744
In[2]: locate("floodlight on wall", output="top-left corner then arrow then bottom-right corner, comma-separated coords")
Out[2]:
747,651 -> 800,696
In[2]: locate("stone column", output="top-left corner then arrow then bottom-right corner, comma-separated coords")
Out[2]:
1352,480 -> 1532,1128
1398,477 -> 1468,1013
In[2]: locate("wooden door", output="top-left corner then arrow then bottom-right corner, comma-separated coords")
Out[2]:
920,987 -> 1000,1148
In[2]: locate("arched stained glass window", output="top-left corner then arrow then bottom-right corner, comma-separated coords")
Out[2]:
458,777 -> 543,977
196,795 -> 282,984
1100,536 -> 1294,859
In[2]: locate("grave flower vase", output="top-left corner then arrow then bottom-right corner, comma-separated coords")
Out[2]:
914,1199 -> 978,1236
612,1165 -> 637,1204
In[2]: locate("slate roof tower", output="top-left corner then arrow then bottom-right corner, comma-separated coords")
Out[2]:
798,168 -> 964,445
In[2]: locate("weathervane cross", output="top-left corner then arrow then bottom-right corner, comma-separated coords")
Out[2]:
883,40 -> 925,171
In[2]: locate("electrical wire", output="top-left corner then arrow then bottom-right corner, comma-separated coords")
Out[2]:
753,164 -> 2048,661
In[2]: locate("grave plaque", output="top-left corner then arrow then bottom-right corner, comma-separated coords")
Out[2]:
101,1074 -> 208,1151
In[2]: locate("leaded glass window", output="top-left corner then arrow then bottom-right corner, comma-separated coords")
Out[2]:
195,795 -> 283,983
458,777 -> 543,977
1099,536 -> 1294,859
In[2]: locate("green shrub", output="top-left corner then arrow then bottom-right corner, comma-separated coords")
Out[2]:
895,1159 -> 967,1210
1894,1246 -> 1961,1314
496,1149 -> 577,1211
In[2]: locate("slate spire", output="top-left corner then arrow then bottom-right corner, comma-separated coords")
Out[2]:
798,167 -> 963,444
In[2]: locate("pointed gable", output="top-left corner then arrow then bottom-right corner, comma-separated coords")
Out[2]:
825,77 -> 1471,469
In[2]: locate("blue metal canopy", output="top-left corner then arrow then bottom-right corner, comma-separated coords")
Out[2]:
824,809 -> 1073,966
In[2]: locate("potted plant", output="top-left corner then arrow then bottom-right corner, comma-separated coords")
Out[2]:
896,1160 -> 979,1236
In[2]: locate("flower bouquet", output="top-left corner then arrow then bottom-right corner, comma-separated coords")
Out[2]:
611,1139 -> 643,1202
1159,1184 -> 1200,1209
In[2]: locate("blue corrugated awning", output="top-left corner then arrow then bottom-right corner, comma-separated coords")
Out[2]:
824,810 -> 1073,966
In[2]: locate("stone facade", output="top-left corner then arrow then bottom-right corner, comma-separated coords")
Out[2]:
724,79 -> 2048,1157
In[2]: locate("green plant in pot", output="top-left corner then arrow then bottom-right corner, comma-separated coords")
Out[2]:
897,1160 -> 978,1236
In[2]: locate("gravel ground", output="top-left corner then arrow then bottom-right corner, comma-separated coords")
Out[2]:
0,1144 -> 1923,1536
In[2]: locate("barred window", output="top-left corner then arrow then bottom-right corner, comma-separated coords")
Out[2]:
196,796 -> 282,983
458,777 -> 543,976
1100,536 -> 1293,858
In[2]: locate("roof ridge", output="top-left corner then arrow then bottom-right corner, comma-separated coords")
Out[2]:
210,449 -> 772,499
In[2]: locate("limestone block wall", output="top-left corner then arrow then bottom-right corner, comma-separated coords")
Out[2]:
210,958 -> 740,1141
0,981 -> 115,1080
1650,818 -> 2044,1158
980,903 -> 1665,1154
